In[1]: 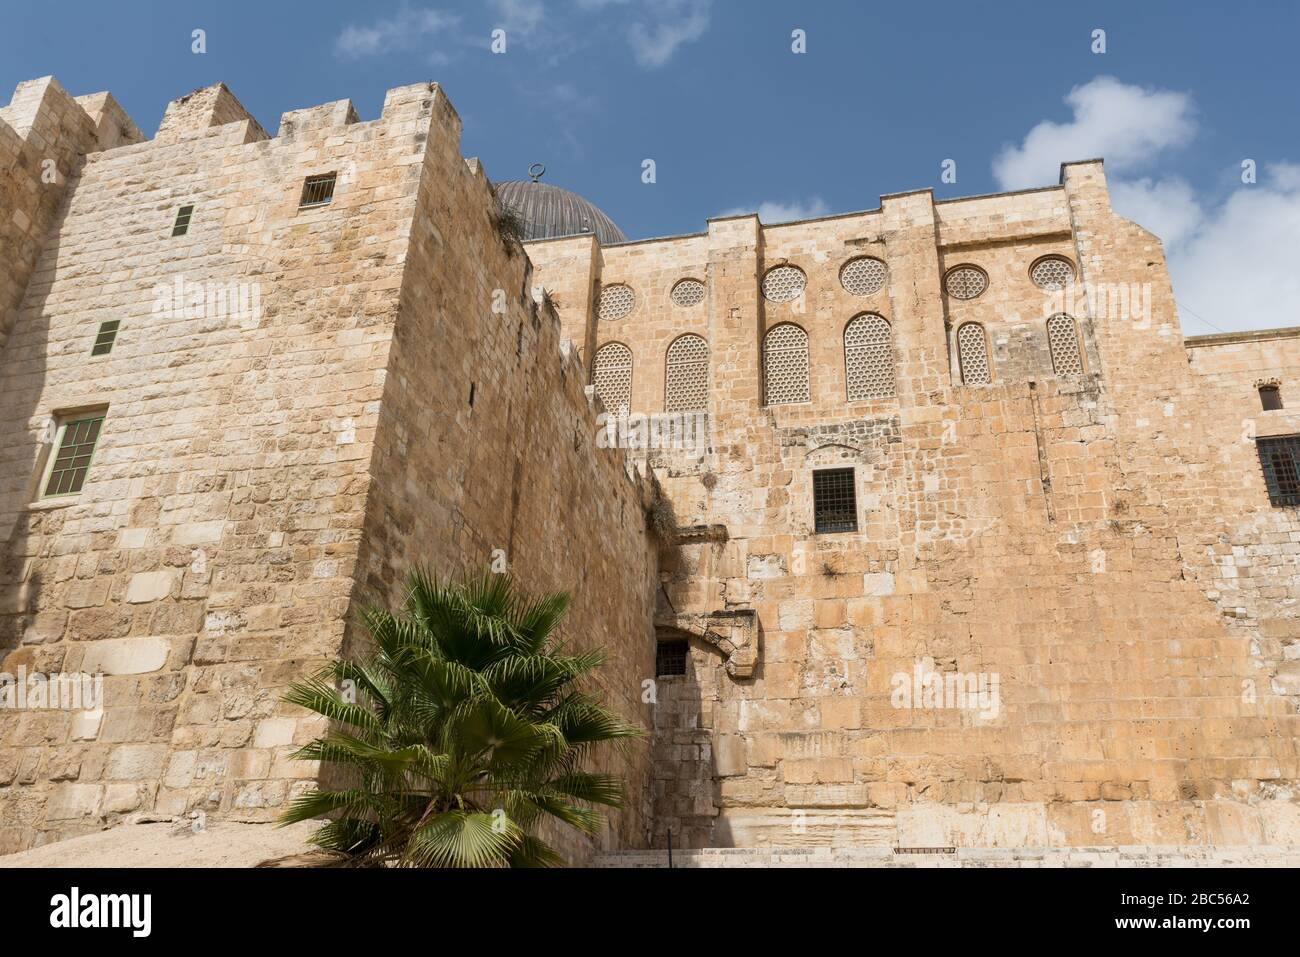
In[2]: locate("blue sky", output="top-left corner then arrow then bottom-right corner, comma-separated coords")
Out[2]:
3,0 -> 1298,334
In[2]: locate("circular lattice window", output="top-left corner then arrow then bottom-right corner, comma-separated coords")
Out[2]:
1030,256 -> 1076,291
670,278 -> 706,307
597,284 -> 636,321
839,257 -> 888,296
944,265 -> 988,300
762,265 -> 807,303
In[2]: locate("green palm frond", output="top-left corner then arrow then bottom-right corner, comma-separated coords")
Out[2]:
281,567 -> 642,867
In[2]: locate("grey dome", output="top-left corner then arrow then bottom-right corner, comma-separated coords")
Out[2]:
495,179 -> 627,246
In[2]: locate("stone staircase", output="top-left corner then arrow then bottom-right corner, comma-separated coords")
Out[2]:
591,845 -> 1300,868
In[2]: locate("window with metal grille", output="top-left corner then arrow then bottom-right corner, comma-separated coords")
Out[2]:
1029,256 -> 1075,290
813,467 -> 857,534
91,320 -> 119,356
665,334 -> 709,412
670,278 -> 706,308
43,413 -> 105,497
840,257 -> 888,296
957,322 -> 991,385
844,313 -> 894,399
1257,436 -> 1300,507
656,639 -> 688,677
171,204 -> 195,236
592,342 -> 633,415
945,265 -> 988,300
597,284 -> 636,321
762,265 -> 807,303
299,173 -> 337,208
1046,314 -> 1084,376
763,323 -> 810,405
1260,384 -> 1283,411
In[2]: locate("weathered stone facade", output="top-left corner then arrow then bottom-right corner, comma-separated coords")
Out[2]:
527,166 -> 1300,851
0,77 -> 656,858
2,73 -> 1298,861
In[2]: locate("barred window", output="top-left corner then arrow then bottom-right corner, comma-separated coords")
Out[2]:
665,334 -> 709,412
844,313 -> 894,399
1047,314 -> 1084,376
171,204 -> 195,237
1030,255 -> 1076,290
592,342 -> 633,415
43,413 -> 105,498
299,173 -> 336,208
656,639 -> 688,677
597,284 -> 636,321
91,320 -> 120,356
840,257 -> 888,296
762,265 -> 807,304
813,468 -> 857,534
670,278 -> 706,308
1257,436 -> 1300,507
945,265 -> 988,300
957,323 -> 991,385
763,323 -> 810,405
1260,384 -> 1283,411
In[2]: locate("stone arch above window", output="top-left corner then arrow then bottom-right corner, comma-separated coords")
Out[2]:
844,313 -> 895,399
665,334 -> 709,412
956,322 -> 991,385
592,341 -> 633,414
1046,313 -> 1084,376
763,323 -> 811,405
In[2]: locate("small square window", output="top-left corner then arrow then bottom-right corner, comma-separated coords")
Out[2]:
91,320 -> 119,356
172,204 -> 195,236
1257,436 -> 1300,507
1260,385 -> 1283,411
655,639 -> 688,677
813,467 -> 858,534
42,413 -> 105,498
299,173 -> 336,208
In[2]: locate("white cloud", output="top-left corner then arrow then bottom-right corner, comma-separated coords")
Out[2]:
993,76 -> 1196,191
627,0 -> 711,68
1109,177 -> 1204,249
719,198 -> 830,224
489,0 -> 546,35
1152,165 -> 1300,334
996,77 -> 1300,334
335,6 -> 461,59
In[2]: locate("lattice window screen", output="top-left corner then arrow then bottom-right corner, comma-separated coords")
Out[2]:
592,342 -> 633,414
1047,314 -> 1084,376
840,257 -> 888,296
1031,257 -> 1076,290
597,284 -> 636,321
763,324 -> 811,405
762,265 -> 807,303
670,279 -> 706,307
665,334 -> 709,412
945,265 -> 988,300
957,323 -> 991,385
844,314 -> 894,399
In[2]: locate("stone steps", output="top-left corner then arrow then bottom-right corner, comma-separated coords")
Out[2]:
591,845 -> 1300,868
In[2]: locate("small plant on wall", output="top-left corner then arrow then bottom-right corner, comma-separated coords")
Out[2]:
278,569 -> 640,867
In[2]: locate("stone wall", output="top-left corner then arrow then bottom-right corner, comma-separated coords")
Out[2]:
0,78 -> 658,859
526,161 -> 1300,850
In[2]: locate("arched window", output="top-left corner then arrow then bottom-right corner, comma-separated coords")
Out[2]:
664,334 -> 709,412
763,323 -> 810,405
1046,313 -> 1084,376
592,342 -> 633,415
956,323 -> 991,385
844,314 -> 894,399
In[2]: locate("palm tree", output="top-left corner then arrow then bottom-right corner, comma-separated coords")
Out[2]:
278,570 -> 641,867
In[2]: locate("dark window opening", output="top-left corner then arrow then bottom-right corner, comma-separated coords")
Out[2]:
468,382 -> 476,407
1260,384 -> 1283,411
1258,436 -> 1300,507
91,320 -> 119,356
299,173 -> 337,208
171,204 -> 195,236
813,467 -> 858,534
656,639 -> 688,677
